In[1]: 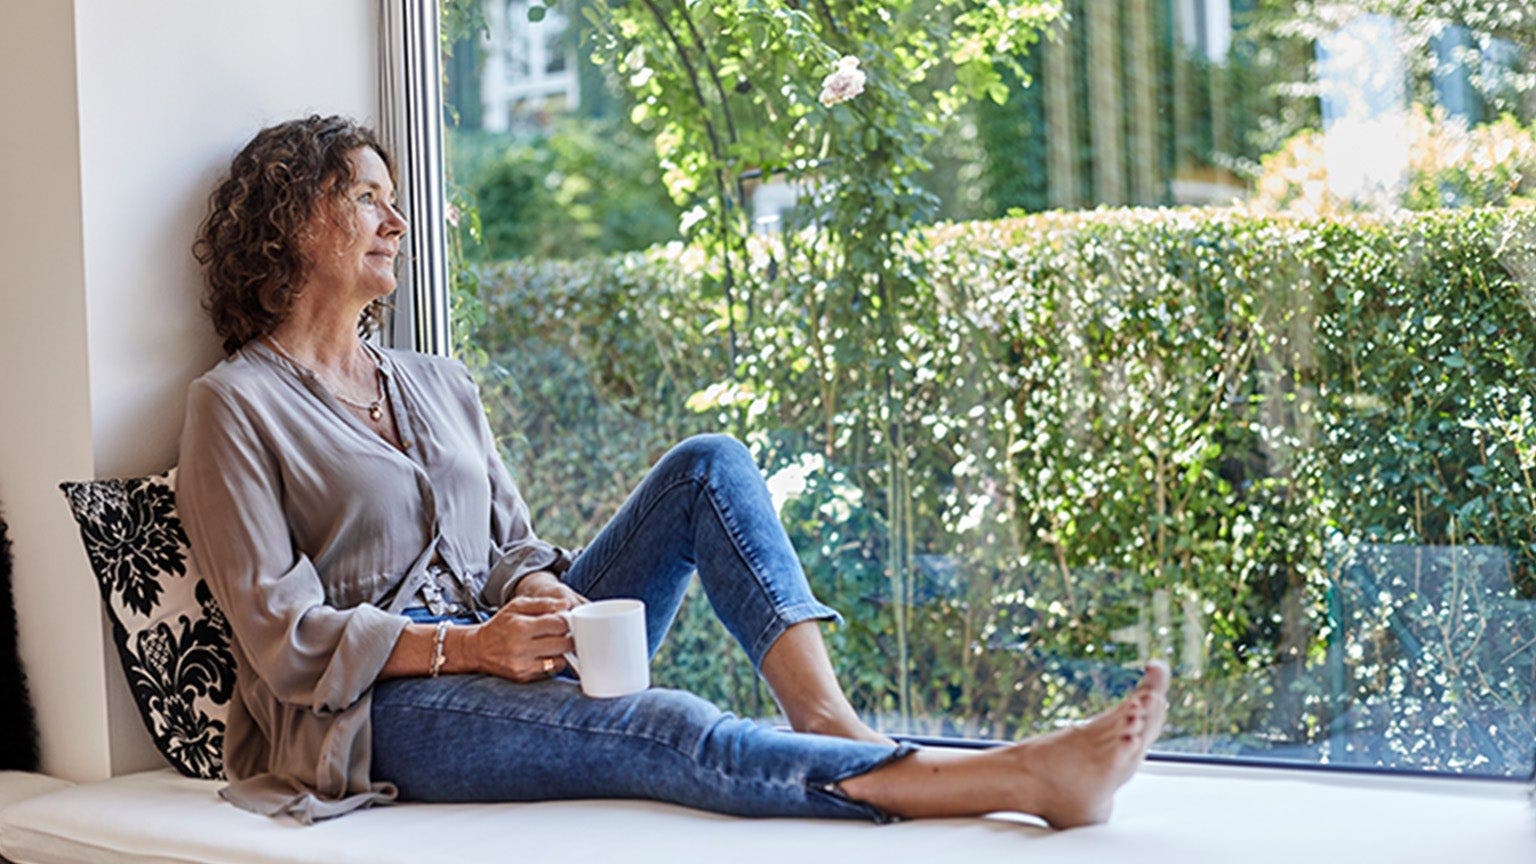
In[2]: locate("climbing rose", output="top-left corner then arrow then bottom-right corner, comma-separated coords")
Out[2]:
819,56 -> 866,107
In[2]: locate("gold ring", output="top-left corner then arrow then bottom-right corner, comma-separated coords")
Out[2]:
542,657 -> 556,675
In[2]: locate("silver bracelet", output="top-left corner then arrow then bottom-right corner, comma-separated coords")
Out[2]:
430,619 -> 449,677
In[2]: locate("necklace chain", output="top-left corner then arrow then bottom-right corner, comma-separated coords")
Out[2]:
266,335 -> 387,421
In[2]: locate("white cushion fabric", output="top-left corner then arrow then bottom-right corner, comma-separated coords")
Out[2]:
0,765 -> 1530,864
0,773 -> 72,812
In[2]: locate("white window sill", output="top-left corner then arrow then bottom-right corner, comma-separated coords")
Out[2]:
0,759 -> 1531,863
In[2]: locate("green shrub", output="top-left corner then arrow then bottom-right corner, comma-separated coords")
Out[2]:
1253,107 -> 1536,213
452,119 -> 681,261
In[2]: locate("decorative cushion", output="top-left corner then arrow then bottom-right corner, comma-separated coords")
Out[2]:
59,470 -> 233,780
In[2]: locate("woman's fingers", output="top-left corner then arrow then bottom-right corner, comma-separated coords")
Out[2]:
505,611 -> 570,639
512,631 -> 573,680
475,602 -> 578,681
530,632 -> 575,656
510,637 -> 571,681
546,584 -> 587,610
505,595 -> 567,615
525,635 -> 573,679
510,572 -> 587,610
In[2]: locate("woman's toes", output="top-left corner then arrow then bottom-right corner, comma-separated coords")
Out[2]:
1137,660 -> 1171,696
1143,697 -> 1168,747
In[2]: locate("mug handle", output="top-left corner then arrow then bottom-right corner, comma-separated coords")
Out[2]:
557,610 -> 581,676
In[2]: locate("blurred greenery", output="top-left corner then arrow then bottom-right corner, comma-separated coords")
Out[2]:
1252,106 -> 1536,212
448,121 -> 681,261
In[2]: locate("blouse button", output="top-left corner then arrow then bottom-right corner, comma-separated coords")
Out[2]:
403,440 -> 414,449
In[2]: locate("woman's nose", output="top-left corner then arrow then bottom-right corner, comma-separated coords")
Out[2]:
384,202 -> 408,237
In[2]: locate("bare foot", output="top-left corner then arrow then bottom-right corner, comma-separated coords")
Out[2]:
1008,661 -> 1171,829
831,662 -> 1169,825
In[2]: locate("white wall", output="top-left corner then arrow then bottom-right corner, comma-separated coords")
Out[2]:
0,0 -> 379,781
0,0 -> 107,784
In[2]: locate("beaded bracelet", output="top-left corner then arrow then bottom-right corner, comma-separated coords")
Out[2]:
430,619 -> 449,677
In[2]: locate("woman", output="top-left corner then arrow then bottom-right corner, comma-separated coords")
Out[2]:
179,115 -> 1169,828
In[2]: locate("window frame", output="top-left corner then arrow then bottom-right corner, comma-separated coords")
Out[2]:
380,0 -> 452,356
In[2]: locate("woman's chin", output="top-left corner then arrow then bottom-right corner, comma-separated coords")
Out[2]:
363,273 -> 398,300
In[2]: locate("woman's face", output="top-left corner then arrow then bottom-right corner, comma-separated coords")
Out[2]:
300,146 -> 407,304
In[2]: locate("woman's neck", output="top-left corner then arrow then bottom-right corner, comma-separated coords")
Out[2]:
266,304 -> 372,376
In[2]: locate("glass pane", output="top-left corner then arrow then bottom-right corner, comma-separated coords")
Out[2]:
543,11 -> 567,74
440,0 -> 1536,779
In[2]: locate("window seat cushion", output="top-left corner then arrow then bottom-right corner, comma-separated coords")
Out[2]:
0,772 -> 72,812
0,764 -> 1529,864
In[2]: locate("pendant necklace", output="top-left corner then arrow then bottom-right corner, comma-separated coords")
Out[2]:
267,335 -> 387,421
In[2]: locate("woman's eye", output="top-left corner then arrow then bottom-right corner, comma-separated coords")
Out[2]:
359,191 -> 375,203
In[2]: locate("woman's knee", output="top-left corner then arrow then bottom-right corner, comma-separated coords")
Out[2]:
661,434 -> 756,481
620,687 -> 727,744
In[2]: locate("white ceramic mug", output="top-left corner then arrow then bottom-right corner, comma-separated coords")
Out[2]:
559,598 -> 650,698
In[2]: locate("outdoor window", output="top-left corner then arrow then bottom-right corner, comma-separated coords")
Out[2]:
430,0 -> 1536,781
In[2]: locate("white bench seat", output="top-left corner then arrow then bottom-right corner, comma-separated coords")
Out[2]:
0,773 -> 73,814
0,763 -> 1530,863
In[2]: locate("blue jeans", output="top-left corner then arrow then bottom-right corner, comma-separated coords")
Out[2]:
371,434 -> 915,821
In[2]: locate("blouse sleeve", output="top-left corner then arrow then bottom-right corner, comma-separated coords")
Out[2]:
456,365 -> 579,607
177,377 -> 408,715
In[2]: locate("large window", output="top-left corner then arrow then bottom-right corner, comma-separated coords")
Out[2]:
432,0 -> 1536,780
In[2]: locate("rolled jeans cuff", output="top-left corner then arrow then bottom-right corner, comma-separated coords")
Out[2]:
807,741 -> 921,824
748,599 -> 844,672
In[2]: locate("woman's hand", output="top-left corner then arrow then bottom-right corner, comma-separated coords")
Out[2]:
467,596 -> 575,682
512,570 -> 588,610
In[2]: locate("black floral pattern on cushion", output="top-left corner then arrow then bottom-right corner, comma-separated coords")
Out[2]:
124,582 -> 235,778
70,479 -> 188,617
60,471 -> 234,780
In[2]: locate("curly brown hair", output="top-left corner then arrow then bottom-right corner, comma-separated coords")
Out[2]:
193,115 -> 397,355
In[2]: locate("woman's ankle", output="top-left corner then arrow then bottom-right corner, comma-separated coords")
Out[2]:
793,706 -> 892,745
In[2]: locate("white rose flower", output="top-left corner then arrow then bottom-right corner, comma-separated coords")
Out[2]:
819,55 -> 866,107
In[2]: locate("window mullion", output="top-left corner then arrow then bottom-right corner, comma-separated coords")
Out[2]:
379,0 -> 451,357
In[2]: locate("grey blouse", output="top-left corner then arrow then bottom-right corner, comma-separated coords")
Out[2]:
177,341 -> 576,822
